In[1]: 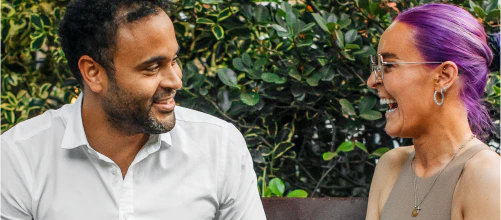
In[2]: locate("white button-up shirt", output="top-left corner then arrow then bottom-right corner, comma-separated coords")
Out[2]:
1,94 -> 266,220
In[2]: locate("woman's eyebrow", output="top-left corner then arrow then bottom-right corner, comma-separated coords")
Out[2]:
381,52 -> 399,59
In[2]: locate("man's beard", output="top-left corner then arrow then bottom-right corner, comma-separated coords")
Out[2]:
101,78 -> 176,134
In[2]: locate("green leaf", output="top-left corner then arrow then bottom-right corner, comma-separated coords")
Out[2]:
357,0 -> 369,9
288,69 -> 302,81
263,187 -> 273,197
345,44 -> 360,50
1,3 -> 15,17
360,110 -> 382,121
262,73 -> 286,84
474,6 -> 486,18
232,58 -> 248,72
355,142 -> 368,153
4,92 -> 17,105
217,68 -> 239,88
196,18 -> 215,25
240,90 -> 260,106
4,110 -> 15,124
337,141 -> 355,152
254,58 -> 267,68
322,151 -> 338,161
338,13 -> 352,28
218,8 -> 232,22
306,72 -> 323,86
371,147 -> 390,157
312,13 -> 329,33
281,2 -> 293,14
212,24 -> 225,40
285,10 -> 297,30
339,99 -> 356,116
358,96 -> 377,113
326,22 -> 337,33
30,33 -> 46,50
40,14 -> 51,27
242,53 -> 252,67
269,178 -> 285,197
39,83 -> 52,99
1,103 -> 15,111
345,29 -> 358,44
335,30 -> 344,48
272,24 -> 287,33
299,23 -> 316,33
30,14 -> 43,29
327,14 -> 337,23
469,0 -> 478,10
201,0 -> 223,4
486,9 -> 500,22
286,189 -> 308,198
493,85 -> 500,94
254,5 -> 271,24
1,124 -> 10,132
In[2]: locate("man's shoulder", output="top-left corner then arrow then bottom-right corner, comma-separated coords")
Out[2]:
174,106 -> 230,128
2,105 -> 70,146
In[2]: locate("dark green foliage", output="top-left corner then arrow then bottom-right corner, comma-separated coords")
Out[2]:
1,0 -> 499,197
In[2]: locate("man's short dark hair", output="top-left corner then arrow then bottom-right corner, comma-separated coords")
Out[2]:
58,0 -> 171,87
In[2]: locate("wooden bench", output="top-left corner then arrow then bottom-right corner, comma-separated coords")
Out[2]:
262,197 -> 368,220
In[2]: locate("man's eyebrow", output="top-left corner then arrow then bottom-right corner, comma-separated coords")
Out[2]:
380,52 -> 399,60
136,56 -> 167,69
137,47 -> 180,68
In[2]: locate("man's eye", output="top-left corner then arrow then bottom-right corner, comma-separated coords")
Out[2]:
146,64 -> 160,72
172,57 -> 179,66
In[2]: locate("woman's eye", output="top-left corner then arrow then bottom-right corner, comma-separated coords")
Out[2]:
384,64 -> 394,72
172,57 -> 179,66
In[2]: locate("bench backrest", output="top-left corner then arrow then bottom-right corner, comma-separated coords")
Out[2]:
261,197 -> 368,220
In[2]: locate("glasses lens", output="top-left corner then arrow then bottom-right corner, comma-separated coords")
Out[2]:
377,55 -> 383,80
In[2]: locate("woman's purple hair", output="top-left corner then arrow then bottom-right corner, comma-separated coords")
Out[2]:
395,3 -> 494,137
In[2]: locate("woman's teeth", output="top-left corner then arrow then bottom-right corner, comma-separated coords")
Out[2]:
380,98 -> 398,113
380,98 -> 397,105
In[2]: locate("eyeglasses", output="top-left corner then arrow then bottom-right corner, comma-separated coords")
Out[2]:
369,54 -> 442,84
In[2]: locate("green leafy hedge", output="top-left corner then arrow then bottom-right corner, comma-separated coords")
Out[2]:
2,0 -> 499,197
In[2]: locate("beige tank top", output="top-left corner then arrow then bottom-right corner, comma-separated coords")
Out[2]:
380,144 -> 489,219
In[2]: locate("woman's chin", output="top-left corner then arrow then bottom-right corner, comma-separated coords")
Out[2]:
384,124 -> 401,138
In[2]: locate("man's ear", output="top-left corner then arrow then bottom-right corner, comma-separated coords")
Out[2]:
78,55 -> 107,93
434,61 -> 458,92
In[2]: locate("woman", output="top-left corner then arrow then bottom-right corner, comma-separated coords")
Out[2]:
366,3 -> 499,220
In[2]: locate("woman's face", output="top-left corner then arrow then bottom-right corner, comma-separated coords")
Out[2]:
367,22 -> 439,138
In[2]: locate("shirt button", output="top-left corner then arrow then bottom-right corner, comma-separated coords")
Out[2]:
111,168 -> 117,175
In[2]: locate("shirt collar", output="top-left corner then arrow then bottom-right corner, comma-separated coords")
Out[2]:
61,93 -> 89,149
60,93 -> 173,150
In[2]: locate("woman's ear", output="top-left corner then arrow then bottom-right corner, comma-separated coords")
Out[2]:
434,61 -> 458,92
78,55 -> 108,93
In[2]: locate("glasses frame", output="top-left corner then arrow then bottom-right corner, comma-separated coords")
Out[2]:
370,54 -> 442,84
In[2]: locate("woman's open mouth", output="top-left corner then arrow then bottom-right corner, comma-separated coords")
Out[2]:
380,98 -> 398,113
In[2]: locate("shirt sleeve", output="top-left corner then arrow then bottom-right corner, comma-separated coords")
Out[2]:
1,140 -> 33,220
214,124 -> 267,220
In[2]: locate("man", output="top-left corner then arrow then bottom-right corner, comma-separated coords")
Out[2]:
1,0 -> 266,219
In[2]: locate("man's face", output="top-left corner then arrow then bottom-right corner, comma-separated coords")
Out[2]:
101,10 -> 182,134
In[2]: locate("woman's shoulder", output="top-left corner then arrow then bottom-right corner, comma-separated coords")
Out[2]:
376,146 -> 414,171
461,144 -> 499,182
455,143 -> 500,218
368,146 -> 415,217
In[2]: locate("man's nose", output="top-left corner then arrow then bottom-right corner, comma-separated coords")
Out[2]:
160,66 -> 182,90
